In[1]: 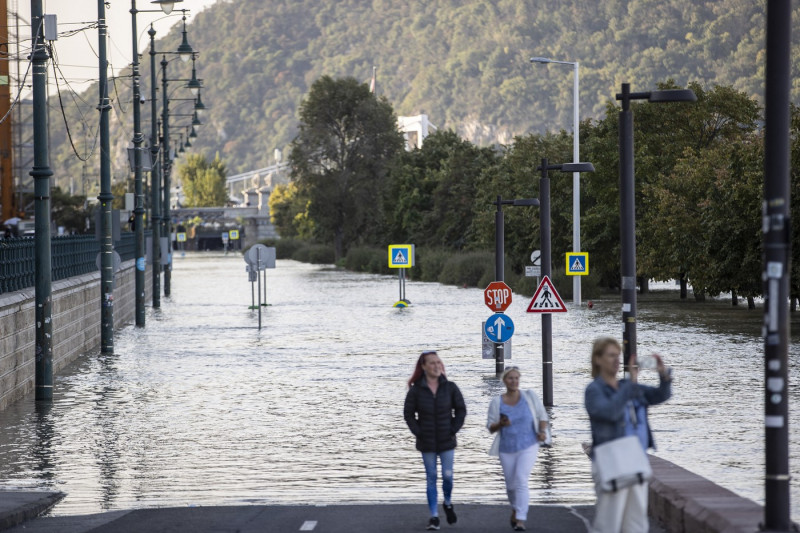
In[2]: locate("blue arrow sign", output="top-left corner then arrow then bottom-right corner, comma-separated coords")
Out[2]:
484,313 -> 515,343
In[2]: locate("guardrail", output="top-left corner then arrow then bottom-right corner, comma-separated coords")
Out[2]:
0,231 -> 148,295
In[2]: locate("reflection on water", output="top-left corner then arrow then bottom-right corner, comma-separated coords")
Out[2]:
0,254 -> 797,519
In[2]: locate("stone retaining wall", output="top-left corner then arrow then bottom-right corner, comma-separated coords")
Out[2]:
648,455 -> 779,532
0,261 -> 152,411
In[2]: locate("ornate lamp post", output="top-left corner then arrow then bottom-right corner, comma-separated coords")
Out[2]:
129,0 -> 182,326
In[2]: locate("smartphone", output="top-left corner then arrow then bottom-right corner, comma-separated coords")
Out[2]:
499,414 -> 508,421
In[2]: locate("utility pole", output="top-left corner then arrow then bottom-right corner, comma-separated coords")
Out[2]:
30,0 -> 53,400
97,0 -> 114,353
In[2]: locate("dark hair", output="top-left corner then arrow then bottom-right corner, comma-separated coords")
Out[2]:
407,351 -> 445,388
591,337 -> 621,378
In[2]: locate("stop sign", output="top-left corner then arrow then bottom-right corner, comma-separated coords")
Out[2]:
484,281 -> 512,312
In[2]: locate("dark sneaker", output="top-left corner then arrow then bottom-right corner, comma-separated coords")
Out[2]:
443,503 -> 457,524
426,516 -> 441,530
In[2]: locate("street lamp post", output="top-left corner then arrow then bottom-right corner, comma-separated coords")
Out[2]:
148,25 -> 162,308
616,84 -> 695,376
763,0 -> 792,527
30,0 -> 54,400
531,57 -> 582,305
536,159 -> 594,406
130,0 -> 183,326
492,195 -> 538,376
97,0 -> 114,353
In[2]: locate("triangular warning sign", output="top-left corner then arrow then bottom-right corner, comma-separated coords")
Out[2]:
394,250 -> 408,264
570,257 -> 585,272
526,275 -> 567,313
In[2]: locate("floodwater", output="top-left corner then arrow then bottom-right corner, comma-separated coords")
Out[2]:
0,253 -> 797,519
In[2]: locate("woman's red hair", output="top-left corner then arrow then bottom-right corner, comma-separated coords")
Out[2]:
407,351 -> 446,388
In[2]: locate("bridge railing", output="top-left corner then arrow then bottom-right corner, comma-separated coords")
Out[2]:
0,231 -> 148,295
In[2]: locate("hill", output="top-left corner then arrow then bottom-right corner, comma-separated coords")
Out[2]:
46,0 -> 800,188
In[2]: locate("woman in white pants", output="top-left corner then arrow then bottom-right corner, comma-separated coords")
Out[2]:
487,367 -> 549,531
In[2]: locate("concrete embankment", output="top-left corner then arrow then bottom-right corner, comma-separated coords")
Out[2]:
0,261 -> 152,411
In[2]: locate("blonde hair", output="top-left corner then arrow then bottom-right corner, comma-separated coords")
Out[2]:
591,337 -> 621,378
501,366 -> 520,381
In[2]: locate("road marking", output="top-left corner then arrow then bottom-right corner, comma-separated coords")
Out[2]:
299,520 -> 318,531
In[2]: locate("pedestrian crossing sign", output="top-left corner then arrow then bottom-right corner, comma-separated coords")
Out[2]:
388,244 -> 415,268
565,252 -> 589,276
526,276 -> 567,313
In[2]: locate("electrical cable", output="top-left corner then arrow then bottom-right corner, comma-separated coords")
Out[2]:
50,44 -> 98,162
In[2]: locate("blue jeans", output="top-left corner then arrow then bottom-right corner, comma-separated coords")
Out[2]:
421,449 -> 454,517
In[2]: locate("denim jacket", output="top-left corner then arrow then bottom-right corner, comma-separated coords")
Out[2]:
585,375 -> 671,458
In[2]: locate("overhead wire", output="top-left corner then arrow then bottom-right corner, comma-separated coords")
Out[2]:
50,43 -> 99,162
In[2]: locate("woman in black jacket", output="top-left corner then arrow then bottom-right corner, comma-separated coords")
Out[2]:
404,351 -> 467,530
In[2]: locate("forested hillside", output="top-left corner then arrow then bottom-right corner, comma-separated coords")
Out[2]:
48,0 -> 800,188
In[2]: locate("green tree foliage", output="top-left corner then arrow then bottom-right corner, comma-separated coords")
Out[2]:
268,182 -> 314,239
177,153 -> 229,207
42,0 -> 800,190
385,130 -> 497,249
289,75 -> 404,260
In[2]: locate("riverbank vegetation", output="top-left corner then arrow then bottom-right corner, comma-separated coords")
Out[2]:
263,77 -> 800,307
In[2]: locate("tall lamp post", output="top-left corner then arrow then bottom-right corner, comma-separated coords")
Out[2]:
531,57 -> 582,305
129,0 -> 183,327
536,159 -> 594,406
492,195 -> 538,376
147,8 -> 194,305
31,0 -> 54,400
97,0 -> 114,353
616,84 -> 695,376
763,0 -> 792,528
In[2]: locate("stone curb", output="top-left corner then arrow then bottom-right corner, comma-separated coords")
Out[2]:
0,492 -> 65,531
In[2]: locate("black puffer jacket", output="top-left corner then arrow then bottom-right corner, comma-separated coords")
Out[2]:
404,375 -> 467,452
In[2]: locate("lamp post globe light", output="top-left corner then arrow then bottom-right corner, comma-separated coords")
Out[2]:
616,83 -> 695,377
531,56 -> 582,305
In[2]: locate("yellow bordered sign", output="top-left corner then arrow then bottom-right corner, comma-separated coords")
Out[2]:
566,252 -> 589,276
388,244 -> 415,269
229,230 -> 240,240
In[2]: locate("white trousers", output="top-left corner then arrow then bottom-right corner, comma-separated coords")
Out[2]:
499,443 -> 539,521
590,477 -> 649,533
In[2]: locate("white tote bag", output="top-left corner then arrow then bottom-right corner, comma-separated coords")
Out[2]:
592,435 -> 652,492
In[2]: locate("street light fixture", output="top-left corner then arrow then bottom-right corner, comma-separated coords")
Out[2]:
176,11 -> 194,61
530,56 -> 583,306
193,91 -> 207,118
616,83 -> 695,378
150,0 -> 181,14
536,159 -> 594,406
186,55 -> 202,95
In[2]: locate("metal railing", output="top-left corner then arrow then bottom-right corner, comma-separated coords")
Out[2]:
0,231 -> 149,295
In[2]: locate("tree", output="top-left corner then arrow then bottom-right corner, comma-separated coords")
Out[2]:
178,153 -> 229,207
268,182 -> 314,239
289,75 -> 404,260
384,130 -> 497,249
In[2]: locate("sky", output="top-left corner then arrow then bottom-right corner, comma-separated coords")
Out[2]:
11,0 -> 219,94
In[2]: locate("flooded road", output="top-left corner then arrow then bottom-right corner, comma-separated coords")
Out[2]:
0,253 -> 797,519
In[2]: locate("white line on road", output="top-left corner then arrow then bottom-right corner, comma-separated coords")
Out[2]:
299,520 -> 318,531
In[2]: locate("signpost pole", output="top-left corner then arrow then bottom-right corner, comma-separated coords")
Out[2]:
257,247 -> 262,330
494,196 -> 505,376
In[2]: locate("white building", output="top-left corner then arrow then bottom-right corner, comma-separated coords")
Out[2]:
397,114 -> 437,150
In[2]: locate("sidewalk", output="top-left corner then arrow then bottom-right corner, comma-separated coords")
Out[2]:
0,497 -> 672,533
